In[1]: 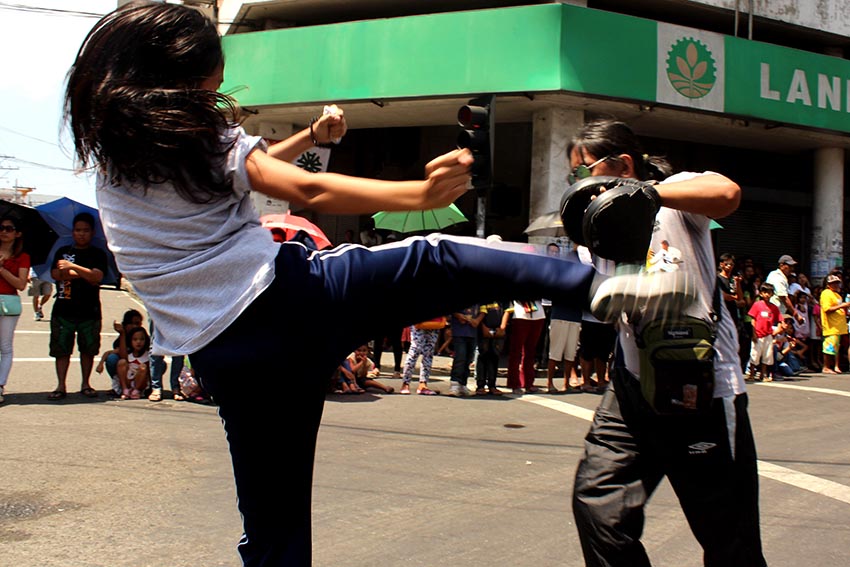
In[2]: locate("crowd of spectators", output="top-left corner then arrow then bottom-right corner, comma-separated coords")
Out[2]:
326,247 -> 850,398
12,223 -> 847,405
721,252 -> 850,381
324,241 -> 617,397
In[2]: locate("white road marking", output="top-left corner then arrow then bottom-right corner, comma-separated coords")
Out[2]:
521,395 -> 596,421
753,382 -> 850,398
15,357 -> 80,362
15,330 -> 119,336
521,393 -> 850,506
757,461 -> 850,505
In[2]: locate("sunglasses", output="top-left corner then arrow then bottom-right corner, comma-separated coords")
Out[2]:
0,225 -> 17,233
567,155 -> 611,185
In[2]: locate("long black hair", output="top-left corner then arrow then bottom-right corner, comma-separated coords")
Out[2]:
0,213 -> 24,258
127,326 -> 151,355
568,119 -> 672,182
64,1 -> 241,203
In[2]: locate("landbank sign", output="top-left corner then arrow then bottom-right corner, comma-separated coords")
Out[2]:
725,37 -> 850,133
223,3 -> 850,135
658,23 -> 850,133
564,6 -> 850,134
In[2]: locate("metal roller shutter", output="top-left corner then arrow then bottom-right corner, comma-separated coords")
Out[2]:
713,204 -> 807,273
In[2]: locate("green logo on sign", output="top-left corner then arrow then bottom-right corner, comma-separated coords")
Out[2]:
666,38 -> 716,99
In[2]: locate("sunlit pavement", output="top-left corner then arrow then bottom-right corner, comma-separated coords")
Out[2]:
1,289 -> 848,566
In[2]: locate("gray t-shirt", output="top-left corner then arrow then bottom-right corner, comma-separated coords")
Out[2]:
97,127 -> 279,355
619,172 -> 745,399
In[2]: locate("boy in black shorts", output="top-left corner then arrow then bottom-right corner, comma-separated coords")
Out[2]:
47,213 -> 108,400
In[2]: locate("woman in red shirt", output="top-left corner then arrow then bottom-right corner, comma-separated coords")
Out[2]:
0,214 -> 31,403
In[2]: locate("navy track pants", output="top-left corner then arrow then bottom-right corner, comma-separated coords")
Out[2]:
192,234 -> 596,566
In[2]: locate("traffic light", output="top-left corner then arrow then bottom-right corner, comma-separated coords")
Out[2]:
457,94 -> 495,189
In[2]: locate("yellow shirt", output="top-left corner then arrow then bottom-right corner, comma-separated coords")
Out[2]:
820,289 -> 848,337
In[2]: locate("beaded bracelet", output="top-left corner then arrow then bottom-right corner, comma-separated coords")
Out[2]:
309,116 -> 329,147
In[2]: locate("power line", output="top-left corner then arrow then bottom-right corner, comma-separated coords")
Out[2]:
0,125 -> 59,147
8,156 -> 82,173
0,2 -> 243,24
0,2 -> 104,18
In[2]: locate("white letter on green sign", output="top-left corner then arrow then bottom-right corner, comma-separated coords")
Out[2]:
817,74 -> 841,111
760,63 -> 780,101
787,69 -> 812,106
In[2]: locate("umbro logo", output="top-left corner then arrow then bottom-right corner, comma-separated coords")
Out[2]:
688,442 -> 716,455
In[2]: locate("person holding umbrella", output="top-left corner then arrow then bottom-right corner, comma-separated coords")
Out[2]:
0,214 -> 31,404
64,4 -> 693,564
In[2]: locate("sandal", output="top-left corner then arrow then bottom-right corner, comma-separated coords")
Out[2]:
399,384 -> 410,395
80,387 -> 98,398
173,392 -> 186,401
47,389 -> 66,401
417,386 -> 438,396
148,389 -> 162,402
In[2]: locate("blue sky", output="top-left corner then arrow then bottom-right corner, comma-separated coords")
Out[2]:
0,1 -> 116,207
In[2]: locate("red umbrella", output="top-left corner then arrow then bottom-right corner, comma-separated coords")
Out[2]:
260,212 -> 332,250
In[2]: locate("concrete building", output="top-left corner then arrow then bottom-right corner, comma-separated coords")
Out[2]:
213,0 -> 850,278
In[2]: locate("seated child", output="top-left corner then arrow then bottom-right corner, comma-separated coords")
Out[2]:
118,327 -> 151,399
338,345 -> 394,394
95,309 -> 144,395
773,317 -> 804,378
335,364 -> 364,394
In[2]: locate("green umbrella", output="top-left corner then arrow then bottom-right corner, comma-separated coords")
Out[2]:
372,204 -> 468,233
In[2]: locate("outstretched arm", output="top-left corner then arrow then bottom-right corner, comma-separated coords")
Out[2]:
246,148 -> 473,214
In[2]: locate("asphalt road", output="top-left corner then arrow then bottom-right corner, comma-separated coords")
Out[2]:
1,288 -> 848,566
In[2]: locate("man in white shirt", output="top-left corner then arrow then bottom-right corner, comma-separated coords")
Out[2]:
765,254 -> 804,323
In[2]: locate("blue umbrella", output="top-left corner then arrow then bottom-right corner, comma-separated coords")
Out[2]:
33,197 -> 120,285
